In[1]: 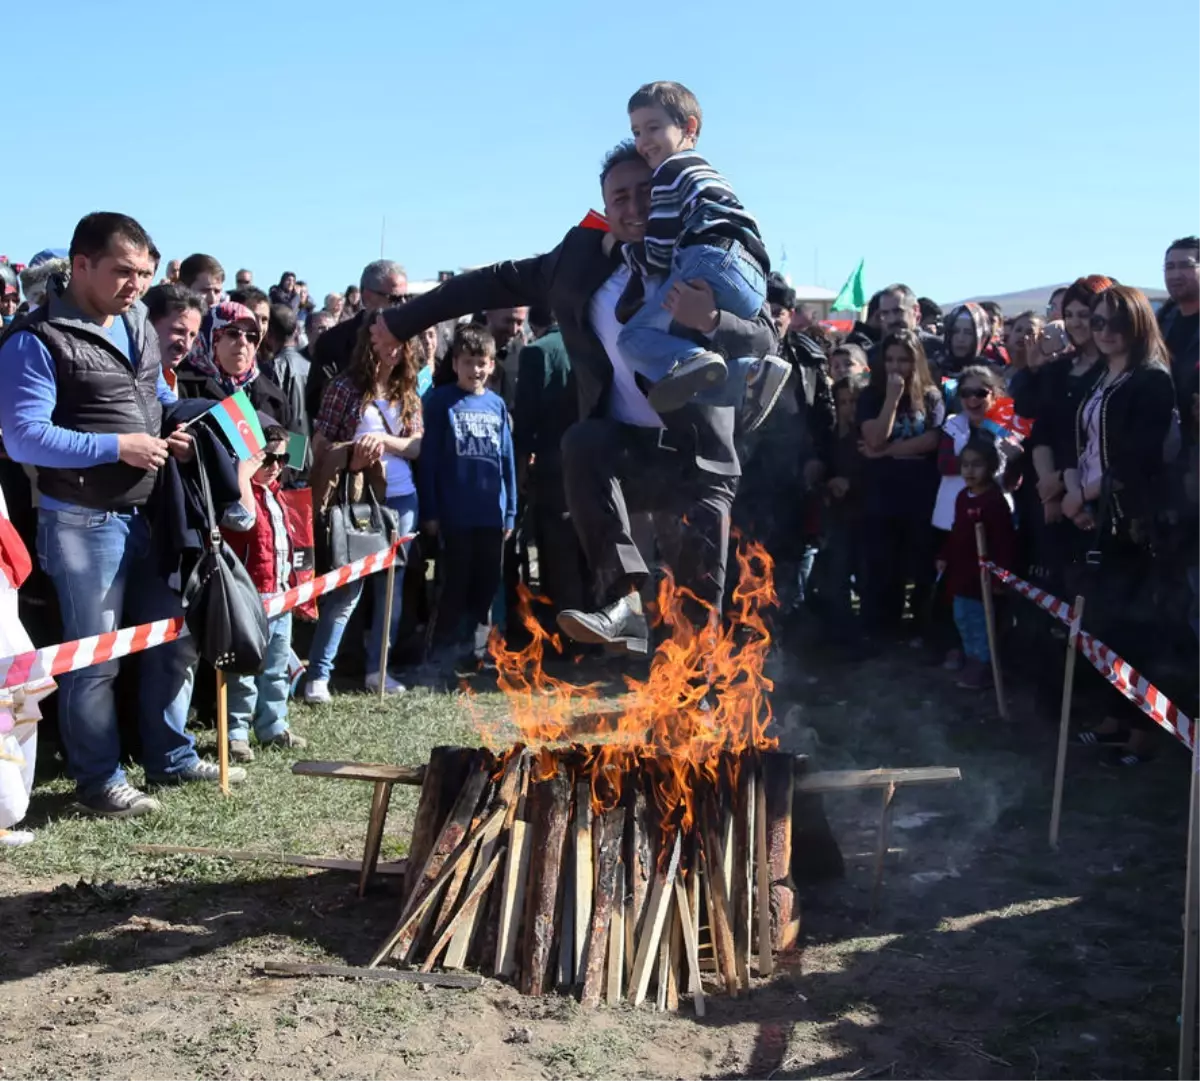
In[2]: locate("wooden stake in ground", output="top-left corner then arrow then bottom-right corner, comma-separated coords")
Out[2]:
606,860 -> 626,1005
975,522 -> 1008,720
672,875 -> 706,1018
731,768 -> 755,991
1178,732 -> 1199,1080
581,807 -> 625,1008
573,782 -> 595,983
375,554 -> 398,703
404,747 -> 473,908
629,831 -> 682,1006
701,801 -> 740,996
495,820 -> 532,979
762,751 -> 799,952
215,670 -> 230,796
870,781 -> 898,919
1049,595 -> 1085,849
520,760 -> 571,996
754,766 -> 773,976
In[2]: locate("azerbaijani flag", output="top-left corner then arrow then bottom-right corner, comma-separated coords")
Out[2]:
205,389 -> 265,461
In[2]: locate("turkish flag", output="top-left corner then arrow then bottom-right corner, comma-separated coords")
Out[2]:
278,487 -> 317,620
579,209 -> 609,232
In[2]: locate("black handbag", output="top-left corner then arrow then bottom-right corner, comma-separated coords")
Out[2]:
181,440 -> 270,674
326,468 -> 399,568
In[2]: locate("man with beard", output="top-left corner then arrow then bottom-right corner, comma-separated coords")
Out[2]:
144,283 -> 203,394
371,141 -> 774,653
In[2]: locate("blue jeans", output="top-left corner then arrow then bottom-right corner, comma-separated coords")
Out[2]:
953,596 -> 990,662
618,240 -> 767,406
308,492 -> 418,683
227,611 -> 292,743
36,507 -> 199,797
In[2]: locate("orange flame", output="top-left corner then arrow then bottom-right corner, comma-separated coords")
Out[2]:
482,539 -> 779,833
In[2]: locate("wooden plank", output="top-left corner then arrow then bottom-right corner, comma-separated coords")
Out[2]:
731,770 -> 755,991
606,861 -> 626,1005
673,876 -> 707,1018
260,961 -> 479,989
628,832 -> 682,1006
702,803 -> 740,997
442,806 -> 508,969
626,788 -> 653,944
291,760 -> 425,785
754,767 -> 773,977
573,782 -> 595,983
763,751 -> 799,953
666,902 -> 682,1011
581,808 -> 624,1008
520,760 -> 571,996
358,781 -> 393,898
869,782 -> 898,920
558,867 -> 575,987
495,821 -> 532,979
477,751 -> 528,970
794,767 -> 961,794
369,805 -> 503,968
421,847 -> 505,973
135,845 -> 406,877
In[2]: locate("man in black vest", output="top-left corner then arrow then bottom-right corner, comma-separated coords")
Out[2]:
371,142 -> 774,654
0,212 -> 244,818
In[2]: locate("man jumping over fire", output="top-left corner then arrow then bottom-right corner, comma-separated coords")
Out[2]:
370,140 -> 775,654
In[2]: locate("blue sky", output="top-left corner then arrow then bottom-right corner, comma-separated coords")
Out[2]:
4,0 -> 1197,304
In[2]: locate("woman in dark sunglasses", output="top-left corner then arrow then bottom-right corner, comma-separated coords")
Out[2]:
176,300 -> 294,429
1062,284 -> 1178,765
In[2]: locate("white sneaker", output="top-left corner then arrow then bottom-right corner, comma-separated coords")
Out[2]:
0,829 -> 34,847
365,672 -> 407,695
304,678 -> 332,704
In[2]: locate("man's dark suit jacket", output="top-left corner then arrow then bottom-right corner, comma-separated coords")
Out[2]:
381,227 -> 776,477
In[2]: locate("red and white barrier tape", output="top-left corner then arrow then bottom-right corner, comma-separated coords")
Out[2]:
980,560 -> 1195,752
0,539 -> 411,691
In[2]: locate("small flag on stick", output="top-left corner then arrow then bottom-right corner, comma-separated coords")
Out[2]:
832,258 -> 866,313
579,209 -> 609,232
204,389 -> 266,461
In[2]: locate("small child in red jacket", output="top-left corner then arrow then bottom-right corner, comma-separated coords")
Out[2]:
221,426 -> 308,762
936,433 -> 1016,690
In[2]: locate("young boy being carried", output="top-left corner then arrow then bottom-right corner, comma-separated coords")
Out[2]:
221,426 -> 308,763
419,326 -> 517,664
618,80 -> 789,429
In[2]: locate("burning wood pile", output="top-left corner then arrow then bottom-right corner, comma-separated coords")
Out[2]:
370,542 -> 804,1012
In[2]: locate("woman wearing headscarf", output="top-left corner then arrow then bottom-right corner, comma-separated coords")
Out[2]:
177,301 -> 293,428
941,302 -> 995,379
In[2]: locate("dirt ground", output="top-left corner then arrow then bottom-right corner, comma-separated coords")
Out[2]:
0,632 -> 1193,1080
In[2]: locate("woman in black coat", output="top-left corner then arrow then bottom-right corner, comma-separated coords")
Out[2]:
176,300 -> 294,430
1063,285 -> 1179,764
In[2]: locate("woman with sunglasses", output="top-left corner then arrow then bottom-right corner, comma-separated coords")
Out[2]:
305,325 -> 422,701
176,301 -> 294,428
1063,285 -> 1177,765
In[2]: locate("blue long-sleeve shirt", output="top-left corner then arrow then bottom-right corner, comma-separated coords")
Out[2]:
418,385 -> 516,532
0,319 -> 176,471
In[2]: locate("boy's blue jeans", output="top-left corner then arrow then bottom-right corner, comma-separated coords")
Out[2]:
953,596 -> 991,662
227,611 -> 292,743
308,492 -> 418,683
36,507 -> 199,797
617,240 -> 767,407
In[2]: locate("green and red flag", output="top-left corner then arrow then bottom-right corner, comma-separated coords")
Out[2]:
205,389 -> 265,461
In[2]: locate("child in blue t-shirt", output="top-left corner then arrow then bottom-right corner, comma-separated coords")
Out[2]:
419,325 -> 517,659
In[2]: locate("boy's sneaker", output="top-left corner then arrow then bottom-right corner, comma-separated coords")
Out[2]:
76,782 -> 162,819
262,729 -> 308,750
156,760 -> 247,786
741,355 -> 792,432
646,352 -> 727,413
365,672 -> 406,695
230,739 -> 256,763
0,829 -> 35,847
304,678 -> 332,704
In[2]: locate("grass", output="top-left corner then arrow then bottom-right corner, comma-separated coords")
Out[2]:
3,685 -> 477,884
